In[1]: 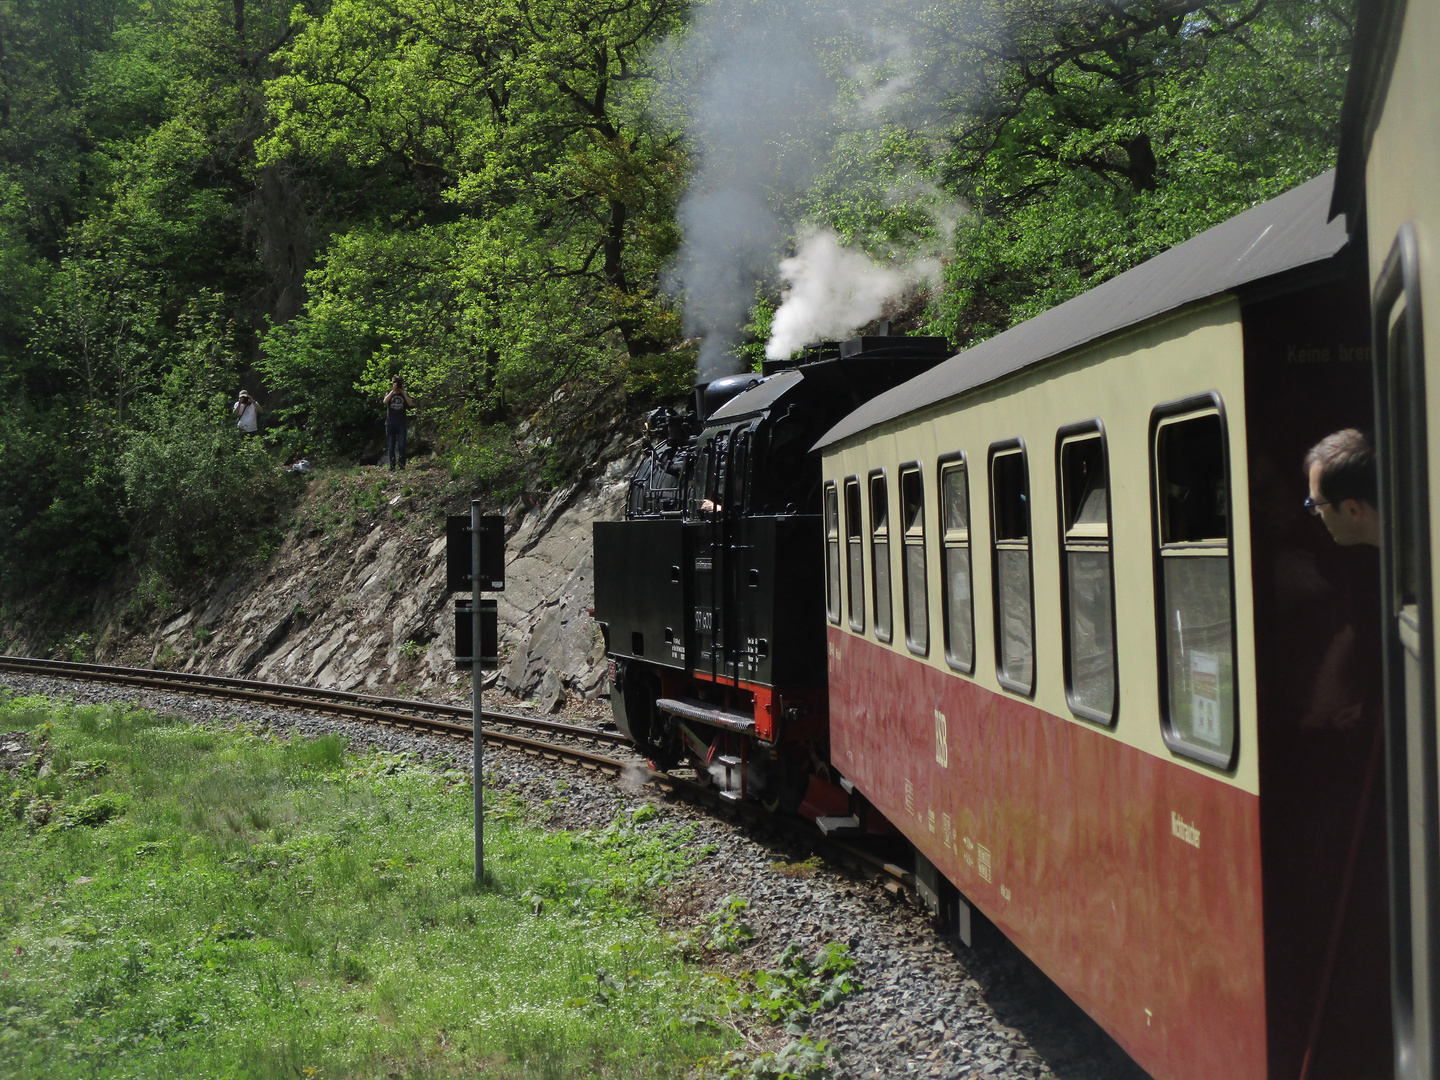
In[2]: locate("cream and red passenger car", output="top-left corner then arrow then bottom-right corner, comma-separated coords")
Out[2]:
816,172 -> 1390,1080
1334,1 -> 1440,1076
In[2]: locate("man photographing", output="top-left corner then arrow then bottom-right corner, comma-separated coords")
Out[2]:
233,390 -> 261,436
383,376 -> 415,470
1305,428 -> 1379,547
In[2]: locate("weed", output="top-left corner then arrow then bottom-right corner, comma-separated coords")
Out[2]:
65,632 -> 94,662
706,895 -> 756,954
727,942 -> 862,1034
704,1035 -> 838,1079
0,695 -> 734,1079
771,855 -> 824,879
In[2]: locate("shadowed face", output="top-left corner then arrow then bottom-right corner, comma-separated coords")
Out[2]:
1309,460 -> 1380,546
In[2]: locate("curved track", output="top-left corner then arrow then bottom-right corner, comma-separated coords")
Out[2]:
0,654 -> 631,776
0,655 -> 915,893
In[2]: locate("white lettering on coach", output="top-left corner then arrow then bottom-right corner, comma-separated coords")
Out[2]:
1170,811 -> 1201,849
934,710 -> 949,767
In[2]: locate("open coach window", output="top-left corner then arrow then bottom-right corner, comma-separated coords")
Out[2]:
1152,399 -> 1237,768
939,457 -> 974,672
871,472 -> 893,643
845,478 -> 864,632
824,482 -> 841,624
1058,426 -> 1117,723
901,467 -> 928,655
990,442 -> 1035,694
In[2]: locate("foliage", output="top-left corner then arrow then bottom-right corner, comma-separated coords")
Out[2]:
791,0 -> 1352,346
733,942 -> 861,1034
118,396 -> 294,575
258,0 -> 691,447
706,1036 -> 839,1080
0,0 -> 1354,607
933,0 -> 1354,342
706,894 -> 757,954
0,694 -> 736,1078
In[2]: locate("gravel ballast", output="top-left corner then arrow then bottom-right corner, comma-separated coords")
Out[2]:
0,672 -> 1149,1080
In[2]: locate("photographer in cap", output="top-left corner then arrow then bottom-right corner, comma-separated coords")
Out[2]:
233,389 -> 262,436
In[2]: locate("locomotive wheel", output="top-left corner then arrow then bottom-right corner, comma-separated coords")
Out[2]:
643,735 -> 680,772
617,663 -> 680,770
759,772 -> 806,815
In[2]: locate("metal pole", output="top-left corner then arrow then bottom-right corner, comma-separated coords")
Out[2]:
470,499 -> 484,886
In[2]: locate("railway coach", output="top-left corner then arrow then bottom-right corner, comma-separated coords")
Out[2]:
1331,1 -> 1440,1077
814,171 -> 1390,1080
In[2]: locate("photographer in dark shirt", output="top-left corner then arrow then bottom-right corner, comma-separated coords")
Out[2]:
383,376 -> 415,470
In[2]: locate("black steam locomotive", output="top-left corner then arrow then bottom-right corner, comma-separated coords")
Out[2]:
593,335 -> 949,813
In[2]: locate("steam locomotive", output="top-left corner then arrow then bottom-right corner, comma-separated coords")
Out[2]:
594,336 -> 949,814
593,1 -> 1440,1074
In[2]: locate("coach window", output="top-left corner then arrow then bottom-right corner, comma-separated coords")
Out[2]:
939,457 -> 974,673
824,482 -> 841,624
1152,400 -> 1237,768
990,442 -> 1035,695
1058,426 -> 1117,724
871,472 -> 893,643
901,467 -> 928,655
845,478 -> 865,633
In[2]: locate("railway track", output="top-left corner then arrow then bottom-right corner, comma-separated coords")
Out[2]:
0,654 -> 917,896
0,654 -> 633,777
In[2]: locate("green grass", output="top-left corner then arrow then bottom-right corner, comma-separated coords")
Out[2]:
0,694 -> 736,1079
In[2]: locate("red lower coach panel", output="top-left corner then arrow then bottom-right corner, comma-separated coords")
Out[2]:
828,629 -> 1266,1080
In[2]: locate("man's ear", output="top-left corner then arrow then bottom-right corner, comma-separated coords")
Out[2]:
1339,498 -> 1372,522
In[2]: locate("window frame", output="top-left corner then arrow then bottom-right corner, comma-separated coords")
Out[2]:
1149,392 -> 1240,771
870,469 -> 894,644
989,438 -> 1037,697
900,463 -> 930,657
1055,420 -> 1120,726
844,477 -> 865,633
824,480 -> 841,625
937,453 -> 976,675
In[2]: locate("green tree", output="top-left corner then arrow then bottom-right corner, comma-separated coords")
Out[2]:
259,0 -> 689,446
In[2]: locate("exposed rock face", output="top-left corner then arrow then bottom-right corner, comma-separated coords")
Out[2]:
95,448 -> 637,712
499,460 -> 636,709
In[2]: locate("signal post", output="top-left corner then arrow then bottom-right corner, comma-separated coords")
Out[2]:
446,503 -> 503,885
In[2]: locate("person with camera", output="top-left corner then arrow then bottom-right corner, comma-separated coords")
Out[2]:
383,376 -> 415,470
233,390 -> 262,435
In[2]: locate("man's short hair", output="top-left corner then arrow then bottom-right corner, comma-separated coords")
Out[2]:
1305,428 -> 1377,507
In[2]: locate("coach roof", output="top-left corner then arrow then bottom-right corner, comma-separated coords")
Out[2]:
814,169 -> 1348,451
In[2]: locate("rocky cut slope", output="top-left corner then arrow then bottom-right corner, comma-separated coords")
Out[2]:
83,437 -> 640,713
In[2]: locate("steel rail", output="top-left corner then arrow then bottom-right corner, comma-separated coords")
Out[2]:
0,655 -> 626,744
0,655 -> 913,896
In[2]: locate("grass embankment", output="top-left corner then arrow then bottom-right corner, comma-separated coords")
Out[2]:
0,694 -> 735,1079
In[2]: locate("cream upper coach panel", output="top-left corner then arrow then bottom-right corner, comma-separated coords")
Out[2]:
822,298 -> 1259,796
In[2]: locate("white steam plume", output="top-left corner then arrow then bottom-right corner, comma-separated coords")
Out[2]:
765,230 -> 939,360
658,0 -> 976,381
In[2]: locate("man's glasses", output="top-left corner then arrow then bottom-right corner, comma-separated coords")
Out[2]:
1303,496 -> 1330,516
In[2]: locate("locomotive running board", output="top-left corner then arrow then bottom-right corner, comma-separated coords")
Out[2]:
656,697 -> 756,734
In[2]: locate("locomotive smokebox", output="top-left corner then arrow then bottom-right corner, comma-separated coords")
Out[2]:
695,373 -> 762,420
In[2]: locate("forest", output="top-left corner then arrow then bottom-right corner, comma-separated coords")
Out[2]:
0,0 -> 1351,616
